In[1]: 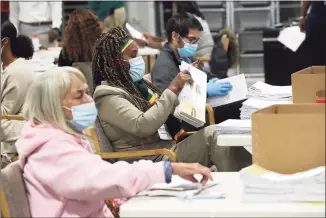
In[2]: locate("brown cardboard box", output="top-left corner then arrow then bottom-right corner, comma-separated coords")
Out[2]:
252,104 -> 325,174
292,66 -> 325,103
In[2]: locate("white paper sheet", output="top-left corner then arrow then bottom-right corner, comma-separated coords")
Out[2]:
277,26 -> 306,52
174,62 -> 207,127
207,74 -> 248,107
125,23 -> 146,41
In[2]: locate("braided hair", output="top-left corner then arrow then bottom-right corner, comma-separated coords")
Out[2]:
92,27 -> 162,112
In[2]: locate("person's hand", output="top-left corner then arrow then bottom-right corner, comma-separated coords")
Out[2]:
299,16 -> 306,32
168,70 -> 193,95
207,79 -> 232,97
134,39 -> 148,48
192,59 -> 204,70
143,32 -> 153,41
171,163 -> 213,185
48,28 -> 59,43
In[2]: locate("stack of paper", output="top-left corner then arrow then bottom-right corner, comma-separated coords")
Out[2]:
174,62 -> 207,128
240,165 -> 326,203
247,81 -> 292,101
216,119 -> 251,135
207,74 -> 248,107
240,98 -> 292,120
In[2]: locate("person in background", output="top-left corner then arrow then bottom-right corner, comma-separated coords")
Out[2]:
17,66 -> 212,217
1,21 -> 34,168
299,0 -> 326,66
174,1 -> 239,78
1,1 -> 9,25
151,13 -> 246,125
9,1 -> 62,48
174,1 -> 214,60
92,27 -> 251,171
151,13 -> 230,94
58,8 -> 103,95
89,1 -> 126,33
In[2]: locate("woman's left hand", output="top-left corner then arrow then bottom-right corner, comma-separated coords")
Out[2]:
134,39 -> 148,48
192,59 -> 204,70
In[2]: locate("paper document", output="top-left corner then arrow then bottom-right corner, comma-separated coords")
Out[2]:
207,74 -> 247,107
277,26 -> 306,52
138,180 -> 221,198
216,119 -> 251,135
247,81 -> 292,101
240,165 -> 325,203
125,23 -> 146,41
174,61 -> 207,128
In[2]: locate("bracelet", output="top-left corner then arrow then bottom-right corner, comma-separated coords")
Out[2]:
163,161 -> 172,183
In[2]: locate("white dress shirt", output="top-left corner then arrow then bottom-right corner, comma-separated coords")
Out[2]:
9,1 -> 62,30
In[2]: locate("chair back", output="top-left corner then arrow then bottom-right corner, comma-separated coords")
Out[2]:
1,161 -> 31,218
72,62 -> 93,96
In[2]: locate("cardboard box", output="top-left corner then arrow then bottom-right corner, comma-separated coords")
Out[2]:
292,66 -> 325,103
252,104 -> 325,174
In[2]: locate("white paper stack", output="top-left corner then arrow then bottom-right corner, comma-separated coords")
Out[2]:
247,81 -> 292,101
216,119 -> 251,135
174,62 -> 207,128
207,74 -> 248,107
240,98 -> 292,120
240,165 -> 326,203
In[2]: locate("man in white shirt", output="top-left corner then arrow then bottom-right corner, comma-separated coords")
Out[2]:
9,1 -> 62,48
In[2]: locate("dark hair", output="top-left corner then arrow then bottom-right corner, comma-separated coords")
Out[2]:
92,27 -> 161,112
166,12 -> 203,42
175,1 -> 205,20
1,21 -> 34,59
63,8 -> 102,63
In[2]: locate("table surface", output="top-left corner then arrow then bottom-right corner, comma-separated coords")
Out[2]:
120,173 -> 325,217
218,134 -> 252,154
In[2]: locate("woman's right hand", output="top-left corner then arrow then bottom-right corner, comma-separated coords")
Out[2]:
171,163 -> 213,185
168,70 -> 193,95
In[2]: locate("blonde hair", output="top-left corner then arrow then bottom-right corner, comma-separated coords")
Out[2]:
23,67 -> 87,137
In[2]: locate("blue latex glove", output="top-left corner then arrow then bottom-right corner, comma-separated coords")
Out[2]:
207,79 -> 233,97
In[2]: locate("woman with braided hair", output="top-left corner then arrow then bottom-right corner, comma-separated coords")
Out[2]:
92,27 -> 252,172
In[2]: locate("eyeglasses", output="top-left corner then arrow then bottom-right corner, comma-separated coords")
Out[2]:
179,34 -> 201,44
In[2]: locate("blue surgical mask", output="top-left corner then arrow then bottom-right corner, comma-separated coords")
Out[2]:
129,56 -> 145,82
177,42 -> 198,58
63,102 -> 98,132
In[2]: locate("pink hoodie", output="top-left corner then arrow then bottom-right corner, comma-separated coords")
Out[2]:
15,121 -> 166,217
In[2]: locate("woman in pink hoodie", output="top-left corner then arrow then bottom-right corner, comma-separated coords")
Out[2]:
15,66 -> 212,217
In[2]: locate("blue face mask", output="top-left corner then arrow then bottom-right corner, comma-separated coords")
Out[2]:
64,102 -> 98,132
177,41 -> 198,58
129,56 -> 145,82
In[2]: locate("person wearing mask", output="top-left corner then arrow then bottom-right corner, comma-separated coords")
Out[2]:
299,0 -> 326,66
1,21 -> 34,167
92,27 -> 252,171
9,1 -> 62,48
89,1 -> 125,33
17,66 -> 212,217
58,8 -> 103,95
151,13 -> 245,124
174,1 -> 239,78
174,1 -> 214,60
